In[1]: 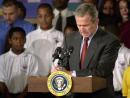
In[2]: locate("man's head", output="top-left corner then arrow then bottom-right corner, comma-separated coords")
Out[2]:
2,0 -> 18,24
37,3 -> 54,30
16,1 -> 26,19
52,0 -> 69,11
74,3 -> 99,37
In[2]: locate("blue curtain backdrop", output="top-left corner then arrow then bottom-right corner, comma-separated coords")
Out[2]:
0,0 -> 80,18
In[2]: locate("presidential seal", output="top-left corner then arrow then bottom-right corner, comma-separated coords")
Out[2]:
47,71 -> 72,96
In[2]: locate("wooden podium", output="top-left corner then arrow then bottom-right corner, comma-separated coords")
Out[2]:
28,76 -> 106,93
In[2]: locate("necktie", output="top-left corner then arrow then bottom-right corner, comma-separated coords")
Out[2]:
80,38 -> 89,69
55,12 -> 62,31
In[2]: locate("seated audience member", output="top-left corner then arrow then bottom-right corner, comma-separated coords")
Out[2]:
0,27 -> 38,98
52,0 -> 76,32
113,44 -> 130,98
0,0 -> 35,55
99,0 -> 119,36
117,0 -> 130,49
25,3 -> 64,76
122,66 -> 130,98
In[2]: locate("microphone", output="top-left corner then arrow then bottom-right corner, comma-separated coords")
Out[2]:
52,46 -> 74,66
52,47 -> 62,62
64,46 -> 74,69
66,46 -> 74,57
57,46 -> 74,66
62,46 -> 74,58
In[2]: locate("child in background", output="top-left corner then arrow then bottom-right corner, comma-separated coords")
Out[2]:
0,27 -> 38,98
25,3 -> 64,76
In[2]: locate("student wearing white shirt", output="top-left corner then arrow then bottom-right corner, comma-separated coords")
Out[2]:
113,44 -> 130,98
25,3 -> 64,77
0,27 -> 38,98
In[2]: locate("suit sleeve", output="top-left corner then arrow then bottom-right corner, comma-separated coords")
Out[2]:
76,39 -> 121,77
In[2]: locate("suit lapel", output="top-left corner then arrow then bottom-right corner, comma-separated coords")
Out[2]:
83,29 -> 100,68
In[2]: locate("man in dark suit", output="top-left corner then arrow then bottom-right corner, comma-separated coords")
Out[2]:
53,3 -> 121,98
52,0 -> 77,32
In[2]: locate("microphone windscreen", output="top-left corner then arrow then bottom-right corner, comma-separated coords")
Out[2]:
52,47 -> 62,57
68,46 -> 74,53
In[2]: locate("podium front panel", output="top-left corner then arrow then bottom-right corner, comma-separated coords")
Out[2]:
28,76 -> 106,93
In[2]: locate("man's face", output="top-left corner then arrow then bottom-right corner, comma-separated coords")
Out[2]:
2,5 -> 18,24
75,14 -> 98,37
9,32 -> 25,54
37,8 -> 54,30
53,0 -> 69,10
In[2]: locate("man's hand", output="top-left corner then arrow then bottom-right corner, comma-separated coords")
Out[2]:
54,66 -> 72,76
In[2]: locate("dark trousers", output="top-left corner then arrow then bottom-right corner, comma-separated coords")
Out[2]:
0,93 -> 5,98
0,93 -> 55,98
9,93 -> 21,98
114,91 -> 123,98
26,92 -> 55,98
73,88 -> 114,98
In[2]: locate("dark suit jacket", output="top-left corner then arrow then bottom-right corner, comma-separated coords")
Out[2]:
64,27 -> 121,98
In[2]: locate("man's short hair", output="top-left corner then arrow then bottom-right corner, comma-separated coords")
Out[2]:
74,3 -> 98,22
2,0 -> 17,8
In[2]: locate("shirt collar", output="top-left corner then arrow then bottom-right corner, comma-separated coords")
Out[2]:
4,18 -> 21,26
54,8 -> 69,17
37,26 -> 55,34
9,49 -> 25,57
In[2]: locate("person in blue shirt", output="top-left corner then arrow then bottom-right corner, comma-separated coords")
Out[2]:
0,0 -> 35,55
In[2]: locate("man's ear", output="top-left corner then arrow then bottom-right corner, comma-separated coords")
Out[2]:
96,18 -> 99,23
94,17 -> 99,24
